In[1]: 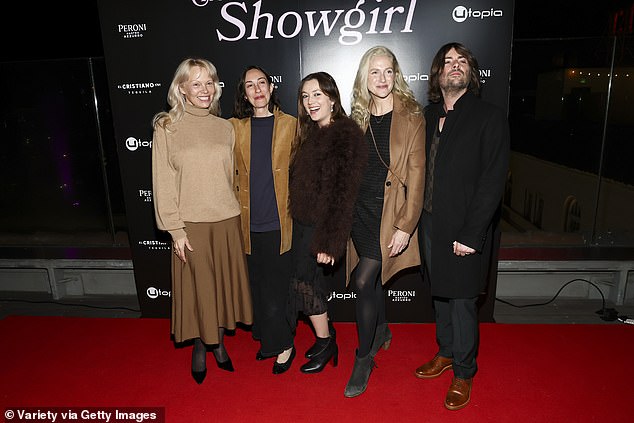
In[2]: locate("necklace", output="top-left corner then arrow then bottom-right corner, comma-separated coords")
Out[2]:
371,110 -> 392,125
367,120 -> 406,192
372,113 -> 386,125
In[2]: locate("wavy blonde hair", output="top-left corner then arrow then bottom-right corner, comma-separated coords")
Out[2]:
350,45 -> 421,128
152,58 -> 222,131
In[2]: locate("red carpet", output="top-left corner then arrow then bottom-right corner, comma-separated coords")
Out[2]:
1,315 -> 632,422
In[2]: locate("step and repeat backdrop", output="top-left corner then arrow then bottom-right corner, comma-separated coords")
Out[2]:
97,0 -> 514,319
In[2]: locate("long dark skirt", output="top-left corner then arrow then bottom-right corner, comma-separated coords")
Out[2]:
287,220 -> 330,330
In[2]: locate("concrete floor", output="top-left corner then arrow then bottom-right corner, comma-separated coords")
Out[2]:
2,292 -> 633,325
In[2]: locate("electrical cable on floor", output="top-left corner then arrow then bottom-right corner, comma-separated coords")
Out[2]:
495,278 -> 624,323
617,316 -> 634,325
0,298 -> 140,313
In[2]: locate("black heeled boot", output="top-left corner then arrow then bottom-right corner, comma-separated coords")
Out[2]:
369,323 -> 392,358
305,321 -> 336,359
300,335 -> 338,373
191,338 -> 207,384
344,350 -> 376,397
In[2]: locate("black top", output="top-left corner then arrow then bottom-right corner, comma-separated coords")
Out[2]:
249,116 -> 280,232
352,111 -> 392,260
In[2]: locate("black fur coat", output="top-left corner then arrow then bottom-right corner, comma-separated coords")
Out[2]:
289,117 -> 367,259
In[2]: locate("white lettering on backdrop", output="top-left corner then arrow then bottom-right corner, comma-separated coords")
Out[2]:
193,0 -> 418,46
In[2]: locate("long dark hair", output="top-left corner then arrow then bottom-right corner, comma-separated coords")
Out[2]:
427,42 -> 481,103
293,72 -> 347,156
231,65 -> 282,118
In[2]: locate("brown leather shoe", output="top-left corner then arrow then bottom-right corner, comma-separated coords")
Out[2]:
414,355 -> 453,379
445,377 -> 472,410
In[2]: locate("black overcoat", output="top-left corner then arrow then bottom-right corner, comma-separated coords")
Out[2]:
422,92 -> 510,298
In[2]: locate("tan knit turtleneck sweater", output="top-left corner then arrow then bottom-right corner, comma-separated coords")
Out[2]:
152,103 -> 239,241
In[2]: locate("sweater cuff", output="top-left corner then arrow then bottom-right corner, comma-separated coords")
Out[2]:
169,228 -> 187,241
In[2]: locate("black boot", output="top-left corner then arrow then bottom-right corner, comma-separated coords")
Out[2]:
305,322 -> 336,359
344,350 -> 376,397
300,335 -> 338,373
369,323 -> 392,358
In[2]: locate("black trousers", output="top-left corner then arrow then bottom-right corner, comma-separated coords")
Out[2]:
422,211 -> 479,379
247,230 -> 293,357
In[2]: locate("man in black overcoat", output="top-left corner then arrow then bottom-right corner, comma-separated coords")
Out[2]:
414,42 -> 510,411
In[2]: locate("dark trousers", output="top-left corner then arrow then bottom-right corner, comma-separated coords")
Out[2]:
247,230 -> 293,356
421,211 -> 479,379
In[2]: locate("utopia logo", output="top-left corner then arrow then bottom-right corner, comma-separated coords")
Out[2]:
147,286 -> 171,299
452,6 -> 503,23
126,137 -> 152,151
117,23 -> 147,39
404,72 -> 429,82
327,291 -> 356,301
387,289 -> 415,302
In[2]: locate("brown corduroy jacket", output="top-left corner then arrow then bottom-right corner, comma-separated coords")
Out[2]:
230,109 -> 296,255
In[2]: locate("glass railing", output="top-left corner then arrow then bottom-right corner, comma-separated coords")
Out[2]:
0,57 -> 127,247
504,35 -> 634,253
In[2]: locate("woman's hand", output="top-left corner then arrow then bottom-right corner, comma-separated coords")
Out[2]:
317,252 -> 335,266
388,229 -> 410,257
173,237 -> 193,263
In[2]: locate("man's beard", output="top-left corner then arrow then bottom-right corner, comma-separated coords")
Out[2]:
441,74 -> 468,95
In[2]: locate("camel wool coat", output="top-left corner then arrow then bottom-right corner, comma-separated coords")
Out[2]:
347,96 -> 426,284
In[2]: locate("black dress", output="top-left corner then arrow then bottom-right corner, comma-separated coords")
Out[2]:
352,112 -> 392,260
287,117 -> 367,325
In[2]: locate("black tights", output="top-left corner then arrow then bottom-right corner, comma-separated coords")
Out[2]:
192,327 -> 229,370
352,257 -> 385,357
212,327 -> 229,362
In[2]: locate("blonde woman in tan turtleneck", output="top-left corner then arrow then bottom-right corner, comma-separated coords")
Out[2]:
151,58 -> 253,385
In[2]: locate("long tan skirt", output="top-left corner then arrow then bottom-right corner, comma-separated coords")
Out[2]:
171,216 -> 253,344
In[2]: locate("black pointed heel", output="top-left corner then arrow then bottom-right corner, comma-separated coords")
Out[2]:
272,347 -> 296,374
212,343 -> 234,372
191,338 -> 207,384
191,369 -> 207,384
215,356 -> 234,372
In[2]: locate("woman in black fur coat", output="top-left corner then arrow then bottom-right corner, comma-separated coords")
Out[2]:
285,72 -> 367,374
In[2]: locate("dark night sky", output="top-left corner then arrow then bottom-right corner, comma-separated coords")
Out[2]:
1,1 -> 631,61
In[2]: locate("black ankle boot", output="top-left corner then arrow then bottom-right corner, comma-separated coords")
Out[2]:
369,323 -> 392,358
305,322 -> 336,359
344,350 -> 376,397
300,336 -> 338,373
